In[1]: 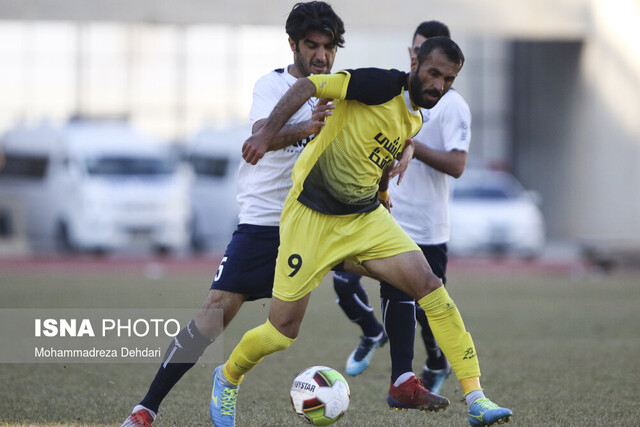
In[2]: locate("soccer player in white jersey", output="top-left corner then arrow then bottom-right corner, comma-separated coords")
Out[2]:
121,2 -> 344,426
333,20 -> 473,408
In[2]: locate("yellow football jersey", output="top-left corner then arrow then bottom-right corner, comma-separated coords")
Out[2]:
292,68 -> 424,215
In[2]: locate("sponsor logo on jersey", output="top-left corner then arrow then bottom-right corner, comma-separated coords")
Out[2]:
368,131 -> 402,169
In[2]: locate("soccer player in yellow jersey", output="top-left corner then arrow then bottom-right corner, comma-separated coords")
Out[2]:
210,37 -> 512,427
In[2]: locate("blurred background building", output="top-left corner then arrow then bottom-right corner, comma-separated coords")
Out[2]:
0,0 -> 639,260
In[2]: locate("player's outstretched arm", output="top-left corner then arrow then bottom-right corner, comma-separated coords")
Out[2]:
242,78 -> 318,165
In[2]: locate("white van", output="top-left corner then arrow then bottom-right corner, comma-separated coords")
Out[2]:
185,125 -> 248,252
0,119 -> 191,254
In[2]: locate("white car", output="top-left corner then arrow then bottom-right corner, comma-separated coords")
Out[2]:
185,125 -> 247,253
0,120 -> 191,254
448,168 -> 546,258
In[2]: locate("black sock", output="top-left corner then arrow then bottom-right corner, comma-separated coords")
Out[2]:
416,307 -> 447,370
334,272 -> 383,337
139,320 -> 212,413
380,290 -> 416,383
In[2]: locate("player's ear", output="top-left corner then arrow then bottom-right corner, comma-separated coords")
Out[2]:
288,37 -> 297,53
410,55 -> 419,73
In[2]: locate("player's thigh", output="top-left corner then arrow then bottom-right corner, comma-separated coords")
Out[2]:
210,224 -> 279,300
274,201 -> 350,301
362,251 -> 438,300
350,205 -> 420,263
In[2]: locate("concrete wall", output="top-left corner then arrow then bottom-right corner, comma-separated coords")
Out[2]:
569,1 -> 640,244
510,41 -> 583,240
509,1 -> 640,244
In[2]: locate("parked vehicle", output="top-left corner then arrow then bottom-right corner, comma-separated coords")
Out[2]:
0,119 -> 191,254
185,125 -> 247,252
448,167 -> 546,258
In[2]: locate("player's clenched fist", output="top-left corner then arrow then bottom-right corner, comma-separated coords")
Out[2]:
242,133 -> 268,165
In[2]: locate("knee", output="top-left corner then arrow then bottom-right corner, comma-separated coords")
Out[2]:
417,269 -> 444,294
408,272 -> 443,301
257,320 -> 296,352
425,272 -> 443,291
270,317 -> 302,340
197,290 -> 241,336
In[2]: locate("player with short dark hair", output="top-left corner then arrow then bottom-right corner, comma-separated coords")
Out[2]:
286,1 -> 345,50
120,2 -> 344,426
334,20 -> 471,408
210,37 -> 512,427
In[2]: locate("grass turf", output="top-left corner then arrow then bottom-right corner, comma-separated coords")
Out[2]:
0,258 -> 638,426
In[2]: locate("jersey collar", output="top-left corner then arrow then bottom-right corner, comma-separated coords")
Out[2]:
404,90 -> 421,113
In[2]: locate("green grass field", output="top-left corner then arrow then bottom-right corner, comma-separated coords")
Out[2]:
1,258 -> 638,426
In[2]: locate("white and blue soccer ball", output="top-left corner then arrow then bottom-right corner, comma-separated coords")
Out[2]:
290,365 -> 350,425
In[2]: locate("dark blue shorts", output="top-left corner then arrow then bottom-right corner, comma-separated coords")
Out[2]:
210,224 -> 280,301
380,243 -> 448,301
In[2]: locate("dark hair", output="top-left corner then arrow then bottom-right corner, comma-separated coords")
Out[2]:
417,36 -> 464,68
413,20 -> 450,41
285,1 -> 345,48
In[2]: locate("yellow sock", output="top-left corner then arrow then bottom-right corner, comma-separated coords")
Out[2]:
222,363 -> 243,386
461,377 -> 482,395
223,319 -> 295,384
417,286 -> 481,381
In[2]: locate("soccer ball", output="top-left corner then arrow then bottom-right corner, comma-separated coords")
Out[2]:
290,365 -> 350,425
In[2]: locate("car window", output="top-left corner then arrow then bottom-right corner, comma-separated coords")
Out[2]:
189,155 -> 229,178
0,154 -> 49,179
85,156 -> 177,176
453,170 -> 525,200
454,186 -> 512,200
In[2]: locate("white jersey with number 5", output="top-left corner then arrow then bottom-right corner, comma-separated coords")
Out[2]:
389,88 -> 471,245
236,66 -> 318,226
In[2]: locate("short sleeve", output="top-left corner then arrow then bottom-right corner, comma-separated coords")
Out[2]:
308,71 -> 351,100
440,92 -> 471,152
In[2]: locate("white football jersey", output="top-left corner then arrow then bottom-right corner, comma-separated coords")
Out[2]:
389,89 -> 471,245
236,66 -> 317,226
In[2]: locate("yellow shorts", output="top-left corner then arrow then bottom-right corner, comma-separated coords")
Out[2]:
272,195 -> 420,301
